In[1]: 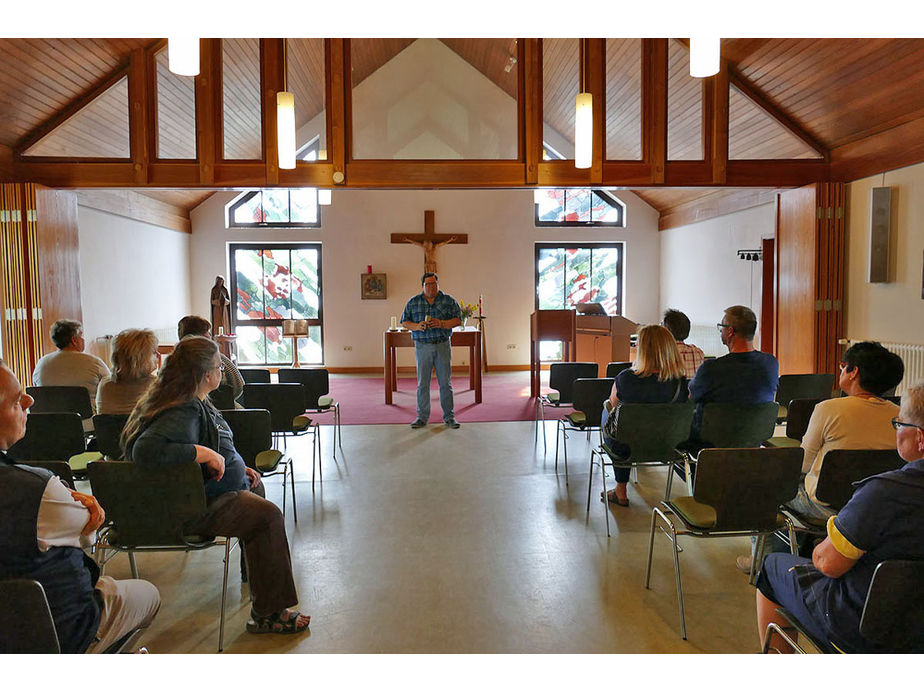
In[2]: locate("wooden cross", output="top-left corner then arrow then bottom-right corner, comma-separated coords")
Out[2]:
391,210 -> 468,275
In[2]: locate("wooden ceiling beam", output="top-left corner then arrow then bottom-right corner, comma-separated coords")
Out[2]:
642,38 -> 668,183
76,189 -> 191,233
656,188 -> 782,230
829,118 -> 924,182
522,38 -> 541,184
0,144 -> 12,181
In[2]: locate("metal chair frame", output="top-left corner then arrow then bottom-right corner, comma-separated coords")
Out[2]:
534,362 -> 598,451
277,368 -> 342,458
587,401 -> 695,537
554,377 -> 614,485
762,560 -> 924,654
645,446 -> 803,639
220,408 -> 297,523
88,460 -> 237,652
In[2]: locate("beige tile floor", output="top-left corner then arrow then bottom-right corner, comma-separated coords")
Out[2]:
113,420 -> 765,654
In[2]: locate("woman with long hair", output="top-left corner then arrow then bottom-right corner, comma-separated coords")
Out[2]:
96,328 -> 158,415
600,324 -> 688,506
122,336 -> 310,635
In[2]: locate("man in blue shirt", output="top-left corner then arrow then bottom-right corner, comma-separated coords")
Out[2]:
401,272 -> 462,429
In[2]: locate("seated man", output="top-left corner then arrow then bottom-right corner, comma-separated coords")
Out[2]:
31,319 -> 110,416
688,305 -> 779,445
662,308 -> 705,380
756,380 -> 924,654
177,315 -> 244,405
0,359 -> 160,653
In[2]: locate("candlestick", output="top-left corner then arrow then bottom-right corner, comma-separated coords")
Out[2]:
390,316 -> 397,330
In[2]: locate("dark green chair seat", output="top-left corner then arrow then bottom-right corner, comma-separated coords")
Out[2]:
278,368 -> 342,457
535,361 -> 598,452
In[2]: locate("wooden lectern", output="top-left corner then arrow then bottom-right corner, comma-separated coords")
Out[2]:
575,314 -> 638,378
529,309 -> 577,397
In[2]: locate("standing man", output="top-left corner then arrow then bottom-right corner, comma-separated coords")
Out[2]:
401,272 -> 462,429
32,319 -> 110,415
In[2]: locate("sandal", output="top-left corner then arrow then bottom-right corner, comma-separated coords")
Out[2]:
600,489 -> 629,507
246,608 -> 311,635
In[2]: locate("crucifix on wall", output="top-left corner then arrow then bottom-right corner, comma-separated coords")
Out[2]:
391,210 -> 468,274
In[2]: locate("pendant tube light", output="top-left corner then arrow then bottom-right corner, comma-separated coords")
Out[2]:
168,38 -> 200,76
689,38 -> 721,78
574,39 -> 592,170
277,40 -> 296,170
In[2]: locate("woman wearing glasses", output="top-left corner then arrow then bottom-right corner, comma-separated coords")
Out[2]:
122,336 -> 310,636
756,380 -> 924,653
599,324 -> 688,506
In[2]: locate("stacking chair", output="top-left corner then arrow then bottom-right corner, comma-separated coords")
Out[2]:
765,397 -> 824,448
665,401 -> 780,498
775,374 -> 834,421
535,362 -> 598,450
241,368 -> 271,384
0,578 -> 63,653
92,414 -> 129,460
26,385 -> 95,433
88,459 -> 238,652
221,408 -> 298,518
763,560 -> 924,653
554,377 -> 613,485
646,446 -> 803,639
0,578 -> 146,654
240,383 -> 320,481
587,401 -> 695,537
8,412 -> 101,480
782,448 -> 904,546
278,368 -> 342,457
605,361 -> 633,379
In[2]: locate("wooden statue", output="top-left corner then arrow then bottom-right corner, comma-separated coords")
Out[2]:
210,275 -> 232,335
391,210 -> 468,275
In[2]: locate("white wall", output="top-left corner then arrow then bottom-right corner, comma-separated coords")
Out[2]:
845,161 -> 924,344
659,203 -> 776,352
77,206 -> 192,362
190,189 -> 660,368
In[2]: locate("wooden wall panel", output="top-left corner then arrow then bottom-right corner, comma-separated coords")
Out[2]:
33,185 -> 82,356
776,184 -> 817,374
0,183 -> 31,384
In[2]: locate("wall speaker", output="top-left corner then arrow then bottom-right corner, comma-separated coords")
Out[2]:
869,186 -> 891,283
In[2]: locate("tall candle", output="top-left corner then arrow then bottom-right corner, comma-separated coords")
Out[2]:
390,316 -> 397,330
479,294 -> 484,315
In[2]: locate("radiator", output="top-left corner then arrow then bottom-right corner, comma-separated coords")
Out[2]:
841,339 -> 924,398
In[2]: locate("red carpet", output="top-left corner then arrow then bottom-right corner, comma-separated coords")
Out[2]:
330,372 -> 546,425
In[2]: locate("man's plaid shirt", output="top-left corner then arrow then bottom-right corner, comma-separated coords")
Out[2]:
401,291 -> 461,343
677,341 -> 705,380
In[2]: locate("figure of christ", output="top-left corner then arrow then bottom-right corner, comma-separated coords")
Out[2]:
405,236 -> 457,275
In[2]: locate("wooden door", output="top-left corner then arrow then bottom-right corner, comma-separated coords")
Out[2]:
775,182 -> 845,376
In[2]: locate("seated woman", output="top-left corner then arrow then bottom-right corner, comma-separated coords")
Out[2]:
600,324 -> 688,506
756,380 -> 924,654
122,336 -> 310,635
97,328 -> 159,415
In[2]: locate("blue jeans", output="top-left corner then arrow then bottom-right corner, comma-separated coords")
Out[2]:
414,340 -> 454,422
600,405 -> 631,483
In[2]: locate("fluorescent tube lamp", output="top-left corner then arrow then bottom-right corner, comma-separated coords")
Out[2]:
168,38 -> 200,76
690,38 -> 721,78
318,189 -> 332,206
277,91 -> 296,170
533,189 -> 544,204
574,93 -> 593,169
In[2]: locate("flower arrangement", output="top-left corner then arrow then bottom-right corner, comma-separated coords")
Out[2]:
459,301 -> 479,321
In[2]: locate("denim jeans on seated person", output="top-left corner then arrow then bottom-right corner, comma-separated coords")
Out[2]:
414,340 -> 454,422
600,404 -> 631,483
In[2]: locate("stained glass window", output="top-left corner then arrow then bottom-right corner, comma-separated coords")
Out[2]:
230,244 -> 323,366
228,189 -> 320,228
535,243 -> 623,361
535,189 -> 625,226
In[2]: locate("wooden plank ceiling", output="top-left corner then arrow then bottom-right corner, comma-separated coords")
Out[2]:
1,38 -> 922,222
